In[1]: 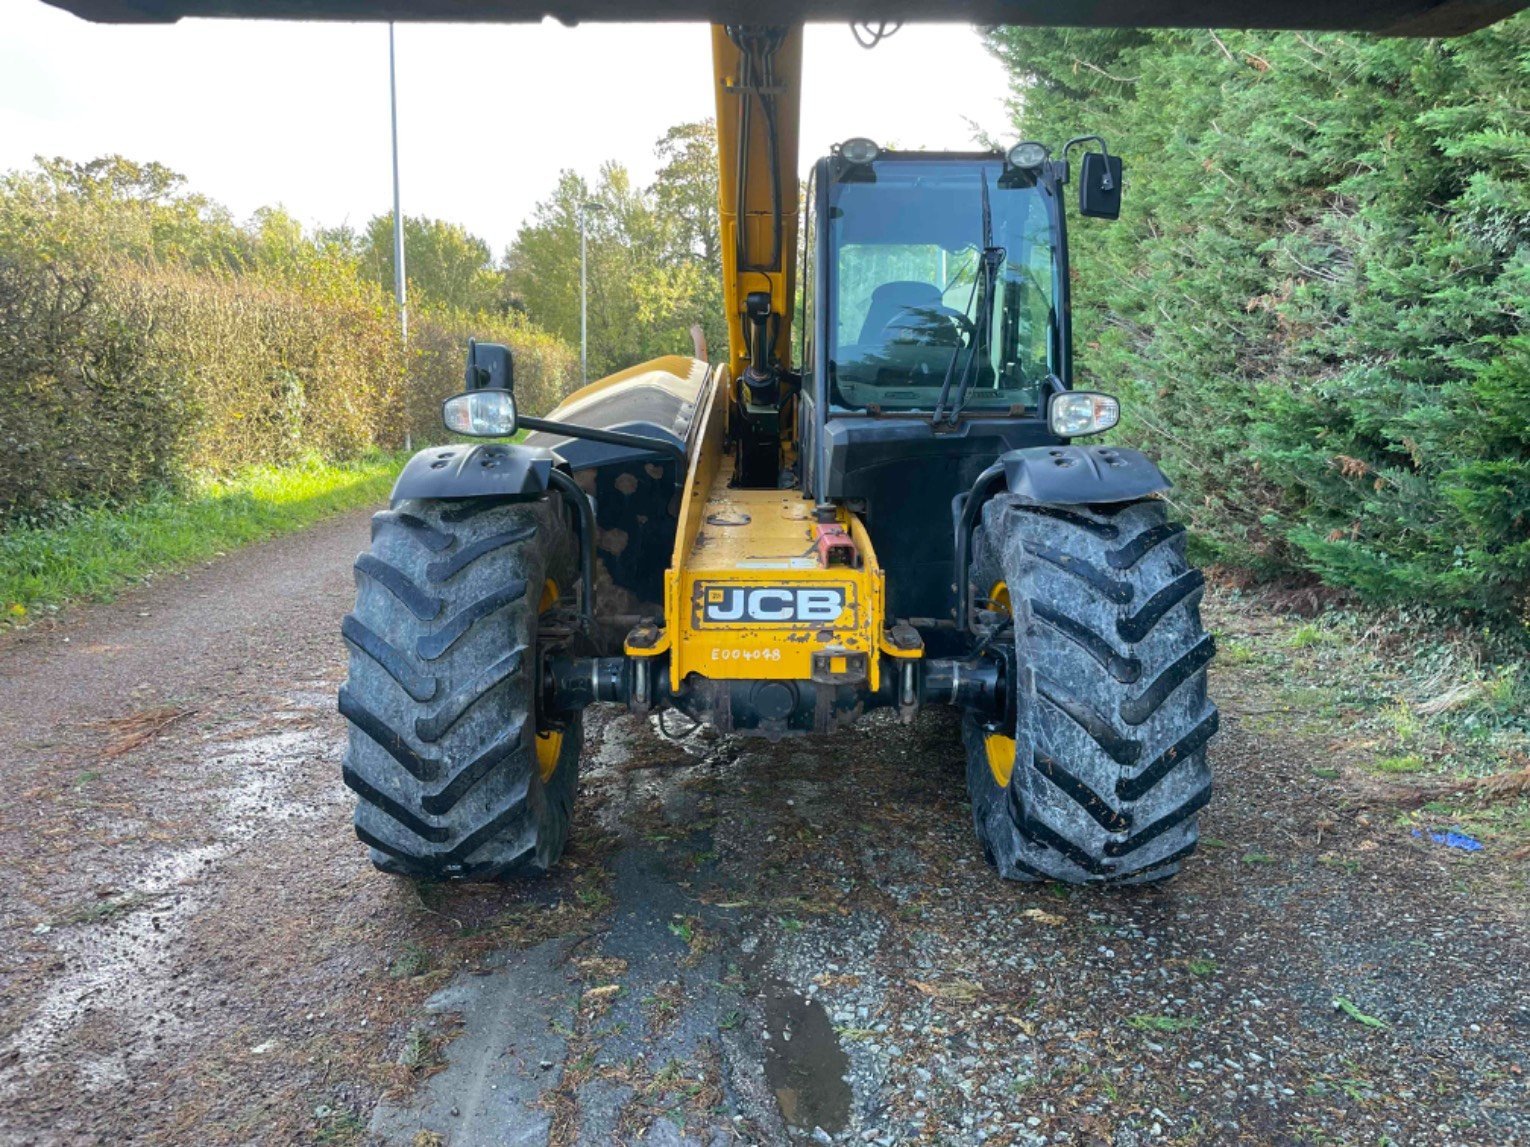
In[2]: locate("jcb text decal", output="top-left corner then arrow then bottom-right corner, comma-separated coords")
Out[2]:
692,583 -> 855,627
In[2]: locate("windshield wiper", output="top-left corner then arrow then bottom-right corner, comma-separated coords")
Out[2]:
931,169 -> 1004,426
947,245 -> 1005,421
930,271 -> 979,425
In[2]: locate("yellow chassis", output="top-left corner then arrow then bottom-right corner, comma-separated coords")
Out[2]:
623,366 -> 919,694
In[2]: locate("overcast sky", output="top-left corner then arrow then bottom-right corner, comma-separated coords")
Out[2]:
1,3 -> 1016,254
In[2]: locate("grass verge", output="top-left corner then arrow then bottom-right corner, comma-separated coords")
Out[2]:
1,451 -> 406,622
1205,585 -> 1529,855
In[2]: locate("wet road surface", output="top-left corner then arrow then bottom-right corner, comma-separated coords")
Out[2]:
0,506 -> 1524,1145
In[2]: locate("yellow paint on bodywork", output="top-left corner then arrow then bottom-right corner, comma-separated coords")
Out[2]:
712,25 -> 802,383
659,372 -> 890,690
667,462 -> 886,690
985,734 -> 1017,789
536,576 -> 563,782
981,586 -> 1016,786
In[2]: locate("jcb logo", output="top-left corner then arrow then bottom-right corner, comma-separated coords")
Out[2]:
695,583 -> 852,626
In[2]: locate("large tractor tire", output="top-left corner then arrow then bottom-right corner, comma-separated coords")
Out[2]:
965,496 -> 1218,885
339,496 -> 582,881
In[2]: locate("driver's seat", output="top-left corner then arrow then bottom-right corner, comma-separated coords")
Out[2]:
857,280 -> 942,345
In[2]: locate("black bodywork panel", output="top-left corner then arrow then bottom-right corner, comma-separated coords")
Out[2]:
822,415 -> 1055,622
391,443 -> 555,504
1000,444 -> 1171,504
44,0 -> 1520,36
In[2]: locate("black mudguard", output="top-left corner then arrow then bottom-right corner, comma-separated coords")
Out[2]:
948,444 -> 1172,628
390,443 -> 556,506
999,444 -> 1170,505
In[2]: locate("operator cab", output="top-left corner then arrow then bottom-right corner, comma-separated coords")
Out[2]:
822,155 -> 1062,417
798,146 -> 1075,624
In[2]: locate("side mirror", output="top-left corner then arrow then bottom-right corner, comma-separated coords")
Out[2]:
1078,151 -> 1123,220
464,338 -> 514,392
446,338 -> 518,436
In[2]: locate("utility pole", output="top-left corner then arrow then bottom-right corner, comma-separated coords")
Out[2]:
388,22 -> 407,346
579,200 -> 604,385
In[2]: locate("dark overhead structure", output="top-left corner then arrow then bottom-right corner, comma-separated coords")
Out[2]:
40,0 -> 1526,35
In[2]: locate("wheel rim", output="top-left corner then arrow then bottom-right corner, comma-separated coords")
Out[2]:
989,580 -> 1011,615
535,729 -> 564,782
536,577 -> 563,783
984,733 -> 1016,788
983,581 -> 1015,787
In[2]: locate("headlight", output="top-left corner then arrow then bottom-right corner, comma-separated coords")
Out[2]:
1007,141 -> 1049,169
443,389 -> 518,437
1048,391 -> 1119,437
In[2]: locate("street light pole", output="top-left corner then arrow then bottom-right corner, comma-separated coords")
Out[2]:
388,22 -> 407,346
579,200 -> 603,386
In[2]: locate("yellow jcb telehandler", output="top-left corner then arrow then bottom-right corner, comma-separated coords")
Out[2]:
48,0 -> 1523,886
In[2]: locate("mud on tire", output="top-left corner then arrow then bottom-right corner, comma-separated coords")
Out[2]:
965,496 -> 1217,885
339,496 -> 582,880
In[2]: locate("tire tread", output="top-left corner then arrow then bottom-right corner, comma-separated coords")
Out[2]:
965,496 -> 1217,885
339,497 -> 579,881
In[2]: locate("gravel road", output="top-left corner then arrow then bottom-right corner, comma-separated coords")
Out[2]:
0,507 -> 1524,1146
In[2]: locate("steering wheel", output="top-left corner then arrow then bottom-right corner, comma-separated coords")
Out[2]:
880,304 -> 975,348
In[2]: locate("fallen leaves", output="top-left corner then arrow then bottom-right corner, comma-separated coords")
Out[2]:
1022,908 -> 1067,926
1333,996 -> 1387,1029
910,978 -> 984,1003
812,972 -> 861,989
574,956 -> 627,982
100,705 -> 196,758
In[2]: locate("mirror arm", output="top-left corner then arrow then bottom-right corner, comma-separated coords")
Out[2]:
1062,134 -> 1113,185
518,415 -> 688,471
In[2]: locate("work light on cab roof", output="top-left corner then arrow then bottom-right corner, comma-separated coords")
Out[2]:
835,137 -> 881,164
1006,141 -> 1049,169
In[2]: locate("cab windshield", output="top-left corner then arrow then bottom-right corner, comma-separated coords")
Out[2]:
827,159 -> 1058,415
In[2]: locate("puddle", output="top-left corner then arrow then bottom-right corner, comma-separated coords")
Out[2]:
2,843 -> 223,1088
760,979 -> 852,1136
0,723 -> 331,1092
214,727 -> 339,823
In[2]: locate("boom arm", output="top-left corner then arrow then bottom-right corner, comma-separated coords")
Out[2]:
712,25 -> 801,379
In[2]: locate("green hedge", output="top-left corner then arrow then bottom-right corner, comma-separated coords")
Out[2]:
0,257 -> 188,517
0,158 -> 577,525
989,18 -> 1529,625
403,310 -> 576,448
